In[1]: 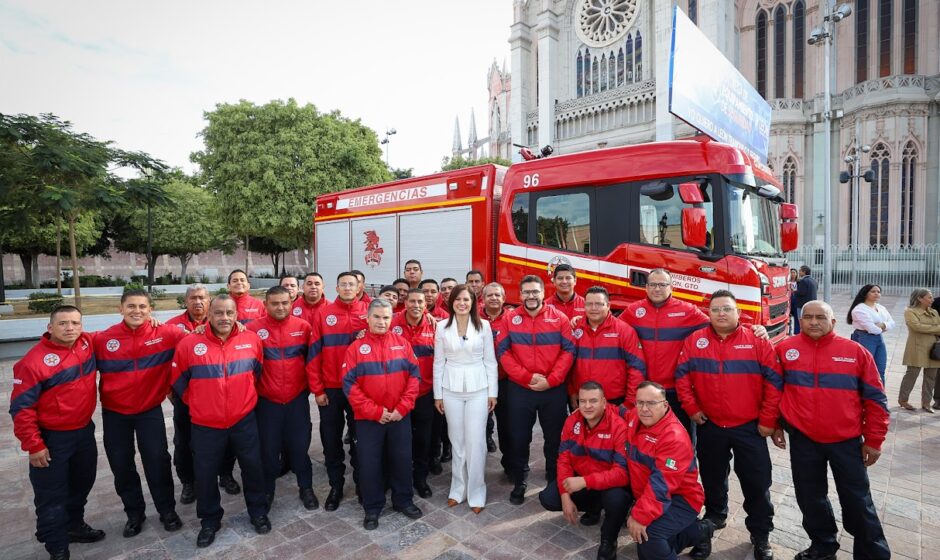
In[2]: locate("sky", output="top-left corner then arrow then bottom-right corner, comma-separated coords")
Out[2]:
0,0 -> 512,176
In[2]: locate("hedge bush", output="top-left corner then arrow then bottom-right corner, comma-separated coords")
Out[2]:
27,292 -> 63,314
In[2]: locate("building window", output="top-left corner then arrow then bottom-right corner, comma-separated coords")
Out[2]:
608,53 -> 616,90
577,51 -> 584,98
856,0 -> 869,82
617,48 -> 625,86
774,5 -> 787,98
688,0 -> 697,25
900,142 -> 917,246
903,0 -> 916,73
600,54 -> 608,92
878,0 -> 892,77
638,181 -> 713,251
535,192 -> 591,253
584,49 -> 592,96
592,57 -> 599,94
782,157 -> 797,203
869,143 -> 890,246
757,10 -> 768,98
625,35 -> 634,82
793,1 -> 805,98
634,32 -> 643,81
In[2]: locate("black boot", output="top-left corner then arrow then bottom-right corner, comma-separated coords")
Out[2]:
597,538 -> 617,560
300,487 -> 319,510
179,482 -> 195,505
122,514 -> 145,538
67,522 -> 105,543
218,474 -> 241,495
689,518 -> 715,560
324,486 -> 343,511
509,482 -> 527,505
751,535 -> 773,560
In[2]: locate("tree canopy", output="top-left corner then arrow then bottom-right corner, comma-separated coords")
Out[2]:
439,154 -> 512,172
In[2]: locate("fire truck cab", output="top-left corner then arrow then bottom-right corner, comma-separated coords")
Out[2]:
314,137 -> 798,341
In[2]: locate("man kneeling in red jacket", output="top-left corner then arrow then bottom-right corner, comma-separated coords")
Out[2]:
342,298 -> 423,530
539,381 -> 630,560
171,295 -> 269,548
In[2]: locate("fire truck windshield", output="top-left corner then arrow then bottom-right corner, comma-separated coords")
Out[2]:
727,183 -> 783,258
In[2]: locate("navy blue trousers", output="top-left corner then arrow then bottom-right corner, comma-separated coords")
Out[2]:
788,426 -> 890,559
506,382 -> 568,484
411,393 -> 435,484
665,389 -> 695,445
29,421 -> 97,554
357,416 -> 414,515
102,405 -> 176,519
172,396 -> 234,484
696,419 -> 774,538
256,392 -> 313,496
192,413 -> 268,529
317,388 -> 358,489
636,495 -> 703,560
539,483 -> 631,541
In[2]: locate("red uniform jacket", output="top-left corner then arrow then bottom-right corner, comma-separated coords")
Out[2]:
10,333 -> 97,454
776,331 -> 890,450
621,297 -> 709,389
483,308 -> 510,380
621,407 -> 704,527
231,292 -> 266,324
306,299 -> 368,396
556,404 -> 629,496
341,332 -> 420,421
94,321 -> 187,415
675,324 -> 783,429
547,292 -> 586,320
435,294 -> 450,314
569,313 -> 647,404
165,311 -> 207,333
171,329 -> 263,429
291,296 -> 330,326
391,312 -> 436,396
496,305 -> 576,389
428,305 -> 450,321
248,315 -> 312,404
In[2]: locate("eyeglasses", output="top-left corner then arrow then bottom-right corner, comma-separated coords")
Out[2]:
521,290 -> 542,296
647,282 -> 671,289
635,400 -> 666,409
337,282 -> 358,288
709,306 -> 737,314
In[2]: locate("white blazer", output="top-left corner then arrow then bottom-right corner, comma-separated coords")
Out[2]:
433,318 -> 499,399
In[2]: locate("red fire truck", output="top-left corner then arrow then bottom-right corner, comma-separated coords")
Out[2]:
313,137 -> 799,341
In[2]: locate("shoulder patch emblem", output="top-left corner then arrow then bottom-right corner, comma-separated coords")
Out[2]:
785,348 -> 800,361
573,328 -> 583,339
573,421 -> 581,435
326,314 -> 338,326
193,343 -> 208,356
359,344 -> 372,355
292,307 -> 302,316
664,458 -> 678,471
392,326 -> 403,335
43,353 -> 60,367
106,339 -> 120,352
695,337 -> 709,349
512,315 -> 523,325
635,307 -> 646,318
257,329 -> 269,341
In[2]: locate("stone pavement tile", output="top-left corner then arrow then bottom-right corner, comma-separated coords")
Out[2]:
112,543 -> 169,560
275,518 -> 314,540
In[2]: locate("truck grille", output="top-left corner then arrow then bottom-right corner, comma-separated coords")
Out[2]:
767,321 -> 788,341
769,301 -> 789,320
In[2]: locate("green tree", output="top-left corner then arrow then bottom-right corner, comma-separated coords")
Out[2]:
439,155 -> 511,171
0,213 -> 101,288
192,99 -> 390,253
390,167 -> 414,180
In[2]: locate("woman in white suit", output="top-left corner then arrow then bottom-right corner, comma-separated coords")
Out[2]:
433,284 -> 498,513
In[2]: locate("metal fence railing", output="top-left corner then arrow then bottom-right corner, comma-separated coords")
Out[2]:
786,244 -> 940,296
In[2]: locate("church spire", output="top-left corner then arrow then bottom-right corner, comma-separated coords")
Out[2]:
452,115 -> 462,154
468,109 -> 478,149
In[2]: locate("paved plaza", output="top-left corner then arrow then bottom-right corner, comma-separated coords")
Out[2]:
0,293 -> 936,559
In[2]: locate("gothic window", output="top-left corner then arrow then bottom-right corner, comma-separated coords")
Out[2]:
903,0 -> 916,73
625,35 -> 634,83
634,32 -> 642,81
689,0 -> 697,25
900,142 -> 917,245
793,1 -> 805,98
617,48 -> 625,86
774,5 -> 787,98
584,49 -> 592,96
575,0 -> 640,48
856,0 -> 868,82
577,51 -> 584,98
756,10 -> 768,98
608,52 -> 616,89
878,0 -> 892,77
592,57 -> 599,94
603,54 -> 610,91
782,157 -> 797,203
869,143 -> 890,246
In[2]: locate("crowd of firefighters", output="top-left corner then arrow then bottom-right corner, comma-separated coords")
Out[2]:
9,261 -> 892,560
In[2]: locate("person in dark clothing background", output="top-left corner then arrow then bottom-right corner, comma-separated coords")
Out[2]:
792,266 -> 818,335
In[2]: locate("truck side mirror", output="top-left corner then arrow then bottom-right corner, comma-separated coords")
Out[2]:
678,182 -> 704,204
780,203 -> 799,252
681,207 -> 708,249
780,203 -> 798,220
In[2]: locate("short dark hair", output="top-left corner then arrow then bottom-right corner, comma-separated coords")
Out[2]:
419,279 -> 439,289
227,269 -> 248,283
637,380 -> 666,399
579,380 -> 605,394
465,270 -> 484,281
393,278 -> 409,286
337,271 -> 358,283
50,305 -> 82,322
350,269 -> 365,281
406,288 -> 425,298
121,288 -> 151,304
303,272 -> 323,282
266,286 -> 291,299
552,264 -> 576,278
710,289 -> 736,302
799,265 -> 811,275
441,277 -> 457,285
404,259 -> 422,270
379,285 -> 398,295
520,274 -> 544,289
585,286 -> 609,301
279,274 -> 298,284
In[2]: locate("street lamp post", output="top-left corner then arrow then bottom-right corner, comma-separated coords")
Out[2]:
841,127 -> 872,295
808,1 -> 852,303
380,128 -> 397,167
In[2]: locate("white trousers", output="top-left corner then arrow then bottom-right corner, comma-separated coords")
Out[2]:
443,388 -> 489,507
